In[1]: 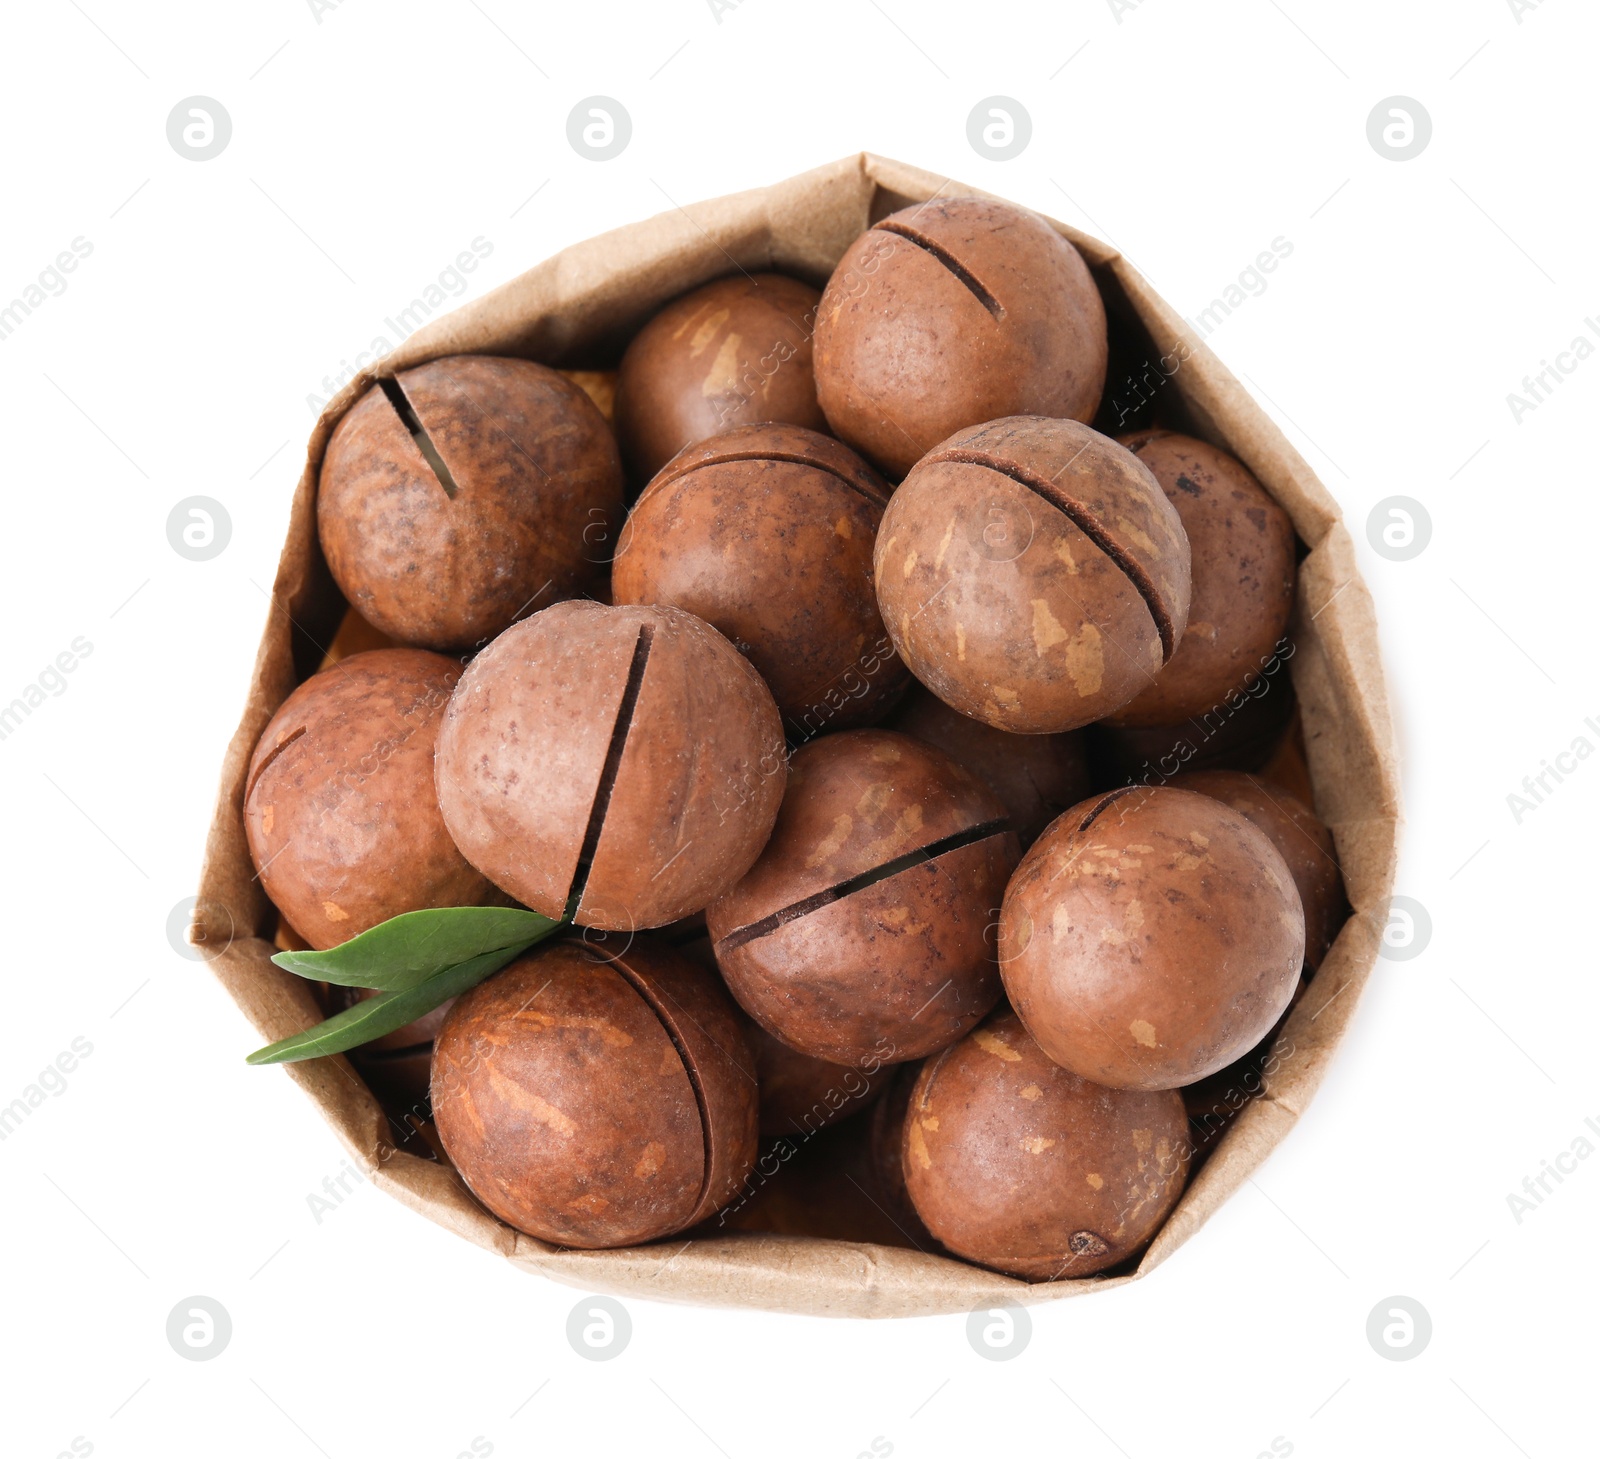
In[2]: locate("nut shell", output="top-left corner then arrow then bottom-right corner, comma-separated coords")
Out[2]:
243,648 -> 496,951
430,938 -> 757,1248
998,786 -> 1304,1090
815,197 -> 1108,477
903,1012 -> 1189,1279
1172,770 -> 1342,970
874,416 -> 1191,732
614,273 -> 825,484
1107,432 -> 1296,726
601,937 -> 761,1218
435,601 -> 787,931
318,355 -> 623,652
612,423 -> 907,734
888,684 -> 1091,849
708,729 -> 1017,1065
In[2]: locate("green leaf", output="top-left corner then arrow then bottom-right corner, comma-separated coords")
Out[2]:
247,939 -> 540,1066
270,906 -> 559,992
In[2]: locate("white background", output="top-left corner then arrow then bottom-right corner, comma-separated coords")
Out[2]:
0,1 -> 1592,1455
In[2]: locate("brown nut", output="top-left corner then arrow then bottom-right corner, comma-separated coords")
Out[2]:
888,684 -> 1092,849
318,355 -> 623,652
435,601 -> 787,931
1172,771 -> 1343,971
748,1021 -> 893,1139
1091,667 -> 1296,783
707,729 -> 1018,1066
874,416 -> 1191,733
612,423 -> 908,736
243,648 -> 497,951
431,938 -> 758,1248
903,1011 -> 1189,1279
814,197 -> 1108,478
613,273 -> 826,485
998,786 -> 1304,1090
1104,432 -> 1296,726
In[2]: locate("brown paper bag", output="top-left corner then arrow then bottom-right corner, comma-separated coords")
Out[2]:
193,153 -> 1399,1318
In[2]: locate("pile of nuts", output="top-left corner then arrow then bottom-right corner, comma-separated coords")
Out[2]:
247,195 -> 1343,1282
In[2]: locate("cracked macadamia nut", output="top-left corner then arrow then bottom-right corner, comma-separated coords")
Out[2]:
435,601 -> 787,932
614,273 -> 826,484
707,729 -> 1018,1067
612,423 -> 907,736
243,648 -> 497,950
888,684 -> 1092,849
1105,432 -> 1296,726
318,355 -> 623,652
903,1011 -> 1189,1279
874,416 -> 1191,733
999,786 -> 1304,1090
1173,770 -> 1342,971
815,197 -> 1108,477
431,938 -> 758,1248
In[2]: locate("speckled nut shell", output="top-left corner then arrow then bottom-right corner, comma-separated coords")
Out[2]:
434,601 -> 786,931
888,684 -> 1092,849
243,648 -> 497,950
431,938 -> 758,1248
318,355 -> 623,652
748,1022 -> 892,1139
874,416 -> 1191,733
902,1011 -> 1189,1279
1104,432 -> 1296,726
612,423 -> 907,736
613,273 -> 826,484
814,197 -> 1108,478
1173,771 -> 1342,971
999,786 -> 1305,1090
707,729 -> 1018,1066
